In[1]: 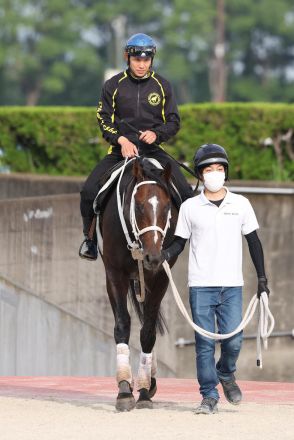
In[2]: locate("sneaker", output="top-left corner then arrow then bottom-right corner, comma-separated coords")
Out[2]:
219,376 -> 242,405
194,397 -> 218,415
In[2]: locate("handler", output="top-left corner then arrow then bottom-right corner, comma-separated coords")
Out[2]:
161,143 -> 270,414
79,33 -> 193,260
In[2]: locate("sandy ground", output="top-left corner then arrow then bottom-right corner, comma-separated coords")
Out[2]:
0,396 -> 293,440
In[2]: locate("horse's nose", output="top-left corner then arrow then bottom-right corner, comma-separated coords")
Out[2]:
144,253 -> 161,271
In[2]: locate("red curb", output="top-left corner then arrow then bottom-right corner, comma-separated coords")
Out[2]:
0,377 -> 293,405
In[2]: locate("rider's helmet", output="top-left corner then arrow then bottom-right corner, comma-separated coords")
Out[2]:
193,143 -> 229,180
125,33 -> 156,59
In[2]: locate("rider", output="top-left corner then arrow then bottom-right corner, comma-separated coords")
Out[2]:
161,143 -> 270,414
79,33 -> 194,260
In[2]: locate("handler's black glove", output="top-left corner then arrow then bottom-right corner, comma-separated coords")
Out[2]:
257,276 -> 270,299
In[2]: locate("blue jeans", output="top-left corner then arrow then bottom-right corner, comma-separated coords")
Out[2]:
189,286 -> 243,400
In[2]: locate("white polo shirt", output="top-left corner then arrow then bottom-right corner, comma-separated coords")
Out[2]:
175,188 -> 259,287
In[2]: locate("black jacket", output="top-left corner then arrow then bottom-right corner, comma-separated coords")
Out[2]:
96,68 -> 180,148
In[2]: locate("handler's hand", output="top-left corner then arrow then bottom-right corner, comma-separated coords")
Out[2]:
257,276 -> 270,299
139,130 -> 157,145
118,136 -> 138,158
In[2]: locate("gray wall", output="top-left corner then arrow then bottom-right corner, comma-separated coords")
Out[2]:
0,173 -> 84,199
0,174 -> 293,381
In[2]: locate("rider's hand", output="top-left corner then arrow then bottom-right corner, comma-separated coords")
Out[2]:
118,136 -> 138,158
139,130 -> 157,145
257,276 -> 270,299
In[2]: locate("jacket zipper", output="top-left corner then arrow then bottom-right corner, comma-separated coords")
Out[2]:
137,82 -> 140,120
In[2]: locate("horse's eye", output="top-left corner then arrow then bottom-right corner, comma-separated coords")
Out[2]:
136,205 -> 144,214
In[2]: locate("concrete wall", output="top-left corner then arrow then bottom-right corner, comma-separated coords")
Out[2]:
0,277 -> 171,376
0,173 -> 84,199
0,174 -> 293,381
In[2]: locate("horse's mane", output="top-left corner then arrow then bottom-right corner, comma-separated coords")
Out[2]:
138,157 -> 170,190
121,157 -> 172,199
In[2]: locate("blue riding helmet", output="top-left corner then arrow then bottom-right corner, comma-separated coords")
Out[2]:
193,144 -> 229,180
125,33 -> 156,58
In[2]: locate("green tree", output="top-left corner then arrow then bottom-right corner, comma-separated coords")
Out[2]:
0,0 -> 101,105
227,0 -> 294,102
0,0 -> 294,105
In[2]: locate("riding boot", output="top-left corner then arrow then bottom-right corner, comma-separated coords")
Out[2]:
79,216 -> 98,261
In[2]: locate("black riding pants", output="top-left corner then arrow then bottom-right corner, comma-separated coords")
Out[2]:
80,146 -> 194,220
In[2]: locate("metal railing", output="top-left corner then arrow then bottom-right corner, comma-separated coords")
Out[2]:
175,329 -> 294,347
194,185 -> 294,195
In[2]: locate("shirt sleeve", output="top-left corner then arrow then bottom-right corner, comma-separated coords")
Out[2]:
241,198 -> 259,235
174,203 -> 192,239
96,81 -> 121,146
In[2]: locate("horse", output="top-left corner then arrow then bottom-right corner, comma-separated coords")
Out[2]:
98,156 -> 179,411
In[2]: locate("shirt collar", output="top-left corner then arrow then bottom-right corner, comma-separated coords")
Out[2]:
199,187 -> 233,206
127,68 -> 152,83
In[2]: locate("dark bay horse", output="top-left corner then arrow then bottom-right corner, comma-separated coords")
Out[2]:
98,157 -> 179,411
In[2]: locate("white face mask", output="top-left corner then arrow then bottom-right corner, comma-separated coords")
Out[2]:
203,171 -> 225,192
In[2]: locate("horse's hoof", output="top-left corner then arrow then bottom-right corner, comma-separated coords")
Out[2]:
136,388 -> 153,409
116,381 -> 135,411
149,377 -> 157,399
115,394 -> 136,412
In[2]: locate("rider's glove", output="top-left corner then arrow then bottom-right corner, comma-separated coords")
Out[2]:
257,276 -> 270,299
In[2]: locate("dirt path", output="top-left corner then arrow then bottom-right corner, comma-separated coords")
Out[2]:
1,396 -> 293,440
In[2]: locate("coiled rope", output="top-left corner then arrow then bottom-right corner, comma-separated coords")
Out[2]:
163,261 -> 275,368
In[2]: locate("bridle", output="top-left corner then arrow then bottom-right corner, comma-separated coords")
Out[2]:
130,180 -> 171,247
116,158 -> 172,302
116,158 -> 171,253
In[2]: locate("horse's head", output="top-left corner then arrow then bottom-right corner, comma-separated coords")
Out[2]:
131,158 -> 172,271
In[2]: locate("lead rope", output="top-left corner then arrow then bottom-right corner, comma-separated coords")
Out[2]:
163,261 -> 275,368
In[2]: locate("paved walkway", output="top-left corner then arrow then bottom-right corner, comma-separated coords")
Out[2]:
0,377 -> 293,405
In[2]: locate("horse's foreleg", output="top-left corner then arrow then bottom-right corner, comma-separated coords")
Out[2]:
149,350 -> 158,399
116,343 -> 132,384
136,351 -> 153,409
136,305 -> 162,409
106,273 -> 135,411
116,343 -> 135,412
136,274 -> 168,408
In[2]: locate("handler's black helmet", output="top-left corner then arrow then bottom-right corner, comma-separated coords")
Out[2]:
193,144 -> 229,180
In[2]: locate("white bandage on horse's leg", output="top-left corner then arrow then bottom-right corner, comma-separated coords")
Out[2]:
151,350 -> 157,378
116,343 -> 133,386
137,351 -> 152,390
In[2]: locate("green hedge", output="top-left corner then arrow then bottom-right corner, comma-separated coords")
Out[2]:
0,104 -> 293,180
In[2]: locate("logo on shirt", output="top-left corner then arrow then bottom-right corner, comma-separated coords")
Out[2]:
224,212 -> 239,215
148,92 -> 161,106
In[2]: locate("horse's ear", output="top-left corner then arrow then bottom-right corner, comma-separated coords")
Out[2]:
133,158 -> 144,181
162,162 -> 172,183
